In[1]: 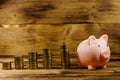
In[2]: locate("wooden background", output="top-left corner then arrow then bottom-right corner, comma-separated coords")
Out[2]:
0,0 -> 120,24
0,24 -> 119,55
0,0 -> 119,55
0,0 -> 120,80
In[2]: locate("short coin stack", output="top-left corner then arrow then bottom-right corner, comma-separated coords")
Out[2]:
2,62 -> 11,70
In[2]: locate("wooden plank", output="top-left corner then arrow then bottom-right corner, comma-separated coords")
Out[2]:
0,0 -> 120,24
0,67 -> 119,78
0,24 -> 119,55
94,0 -> 120,23
0,0 -> 93,24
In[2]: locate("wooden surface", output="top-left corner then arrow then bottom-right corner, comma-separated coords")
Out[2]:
0,69 -> 120,80
0,52 -> 120,80
0,0 -> 120,24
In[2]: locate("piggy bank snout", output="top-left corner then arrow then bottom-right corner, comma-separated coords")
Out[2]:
100,51 -> 110,61
103,51 -> 110,57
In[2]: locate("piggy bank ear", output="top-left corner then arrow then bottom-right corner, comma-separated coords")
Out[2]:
100,34 -> 108,42
88,35 -> 96,45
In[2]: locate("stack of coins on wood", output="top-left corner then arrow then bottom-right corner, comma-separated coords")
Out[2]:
43,49 -> 52,69
2,62 -> 11,70
14,55 -> 23,69
60,43 -> 70,69
29,52 -> 38,69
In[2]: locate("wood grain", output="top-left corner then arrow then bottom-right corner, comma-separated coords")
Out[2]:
0,24 -> 119,55
0,68 -> 119,80
0,0 -> 119,24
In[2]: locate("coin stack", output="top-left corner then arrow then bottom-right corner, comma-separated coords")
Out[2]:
14,55 -> 23,69
60,43 -> 70,69
29,52 -> 38,69
2,62 -> 11,70
43,49 -> 52,69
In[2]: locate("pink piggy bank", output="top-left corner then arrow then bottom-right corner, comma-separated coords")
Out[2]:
77,34 -> 111,69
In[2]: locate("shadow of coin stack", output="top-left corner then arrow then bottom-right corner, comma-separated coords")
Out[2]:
43,49 -> 52,69
60,43 -> 70,69
29,52 -> 38,69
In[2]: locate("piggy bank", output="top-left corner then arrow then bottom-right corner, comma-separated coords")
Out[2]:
77,34 -> 111,69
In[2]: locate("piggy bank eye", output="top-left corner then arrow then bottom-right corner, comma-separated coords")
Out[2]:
98,45 -> 100,47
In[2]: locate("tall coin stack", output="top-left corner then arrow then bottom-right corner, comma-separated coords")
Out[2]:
43,49 -> 52,69
60,43 -> 70,69
29,52 -> 38,69
14,55 -> 23,69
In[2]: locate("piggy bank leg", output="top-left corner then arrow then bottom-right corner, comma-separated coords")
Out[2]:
88,65 -> 96,70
